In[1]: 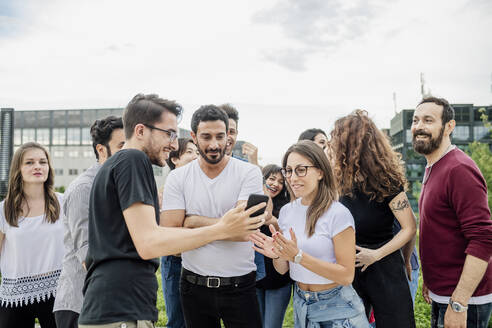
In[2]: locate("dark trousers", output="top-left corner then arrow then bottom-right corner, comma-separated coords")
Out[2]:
0,295 -> 56,328
432,301 -> 492,328
54,310 -> 79,328
180,271 -> 261,328
352,247 -> 416,328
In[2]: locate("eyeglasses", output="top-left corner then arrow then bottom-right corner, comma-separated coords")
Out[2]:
281,165 -> 316,178
143,124 -> 178,142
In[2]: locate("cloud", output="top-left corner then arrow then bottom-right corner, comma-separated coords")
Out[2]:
253,0 -> 386,71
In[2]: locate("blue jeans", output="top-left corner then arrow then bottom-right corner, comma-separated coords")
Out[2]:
254,252 -> 266,281
161,256 -> 185,328
431,301 -> 492,328
293,284 -> 370,328
256,284 -> 292,328
408,267 -> 419,305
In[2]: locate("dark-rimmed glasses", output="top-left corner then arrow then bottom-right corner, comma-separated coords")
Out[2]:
143,124 -> 178,142
281,165 -> 316,178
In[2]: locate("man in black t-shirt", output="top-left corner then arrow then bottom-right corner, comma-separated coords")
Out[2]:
78,94 -> 267,328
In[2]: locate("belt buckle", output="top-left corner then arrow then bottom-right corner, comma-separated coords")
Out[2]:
206,277 -> 220,288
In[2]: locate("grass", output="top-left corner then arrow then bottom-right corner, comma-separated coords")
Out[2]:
155,269 -> 456,328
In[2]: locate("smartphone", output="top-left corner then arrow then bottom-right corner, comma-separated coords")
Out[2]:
245,194 -> 269,217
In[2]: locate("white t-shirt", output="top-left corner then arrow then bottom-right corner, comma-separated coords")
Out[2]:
162,157 -> 263,277
0,194 -> 65,306
278,199 -> 354,284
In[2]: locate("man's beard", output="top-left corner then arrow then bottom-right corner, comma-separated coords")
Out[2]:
197,143 -> 226,164
412,125 -> 445,155
142,139 -> 166,167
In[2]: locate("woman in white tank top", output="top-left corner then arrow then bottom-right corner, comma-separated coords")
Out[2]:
0,142 -> 64,328
250,141 -> 370,328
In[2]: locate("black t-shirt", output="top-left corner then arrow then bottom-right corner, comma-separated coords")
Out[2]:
79,149 -> 160,324
340,187 -> 402,246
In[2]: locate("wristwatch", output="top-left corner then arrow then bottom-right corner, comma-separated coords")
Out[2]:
449,299 -> 468,313
294,250 -> 303,264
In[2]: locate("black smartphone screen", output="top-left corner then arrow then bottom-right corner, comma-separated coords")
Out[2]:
245,194 -> 269,217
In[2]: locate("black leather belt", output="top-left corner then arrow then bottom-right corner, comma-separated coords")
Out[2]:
182,268 -> 255,288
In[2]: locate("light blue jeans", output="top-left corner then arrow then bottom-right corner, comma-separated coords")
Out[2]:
256,283 -> 292,328
160,256 -> 185,328
293,284 -> 370,328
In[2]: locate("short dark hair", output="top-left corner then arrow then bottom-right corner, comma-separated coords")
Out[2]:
166,138 -> 194,170
418,97 -> 455,125
90,116 -> 123,160
298,128 -> 327,142
191,105 -> 229,134
219,104 -> 239,125
123,93 -> 183,139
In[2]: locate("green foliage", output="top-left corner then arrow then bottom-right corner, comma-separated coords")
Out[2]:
55,186 -> 65,193
466,108 -> 492,209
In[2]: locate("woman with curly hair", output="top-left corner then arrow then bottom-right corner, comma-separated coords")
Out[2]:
331,110 -> 417,328
0,142 -> 64,328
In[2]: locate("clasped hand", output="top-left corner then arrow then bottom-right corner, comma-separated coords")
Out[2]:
249,224 -> 299,262
355,246 -> 381,272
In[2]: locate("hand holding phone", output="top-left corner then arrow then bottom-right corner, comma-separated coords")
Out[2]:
245,194 -> 269,217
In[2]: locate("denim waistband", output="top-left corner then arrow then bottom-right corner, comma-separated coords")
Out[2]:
293,284 -> 368,328
294,283 -> 344,303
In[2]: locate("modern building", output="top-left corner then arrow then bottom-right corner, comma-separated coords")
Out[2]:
11,108 -> 191,189
390,104 -> 492,210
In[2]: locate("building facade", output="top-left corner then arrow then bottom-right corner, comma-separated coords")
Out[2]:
390,104 -> 492,210
12,108 -> 190,189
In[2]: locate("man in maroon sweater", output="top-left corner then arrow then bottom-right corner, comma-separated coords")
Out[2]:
412,97 -> 492,328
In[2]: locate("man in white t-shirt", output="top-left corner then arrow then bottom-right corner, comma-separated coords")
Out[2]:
161,105 -> 266,328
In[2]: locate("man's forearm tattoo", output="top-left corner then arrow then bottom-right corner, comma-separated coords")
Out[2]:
390,199 -> 410,211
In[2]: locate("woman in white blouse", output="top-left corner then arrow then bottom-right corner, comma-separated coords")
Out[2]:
251,141 -> 369,328
0,142 -> 64,328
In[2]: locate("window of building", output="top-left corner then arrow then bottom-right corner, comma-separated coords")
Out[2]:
83,150 -> 94,158
68,151 -> 79,158
54,168 -> 64,176
405,111 -> 415,128
405,130 -> 413,143
391,131 -> 403,146
81,128 -> 91,145
22,128 -> 35,144
53,150 -> 64,158
67,110 -> 81,126
452,126 -> 469,141
14,129 -> 22,145
67,128 -> 81,145
473,107 -> 492,121
405,146 -> 422,161
36,128 -> 50,145
473,126 -> 491,141
454,107 -> 470,123
68,169 -> 78,176
52,128 -> 66,145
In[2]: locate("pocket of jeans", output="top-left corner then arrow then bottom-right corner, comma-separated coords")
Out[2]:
339,286 -> 365,314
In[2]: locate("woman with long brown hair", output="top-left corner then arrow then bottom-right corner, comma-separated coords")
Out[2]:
0,142 -> 64,328
331,110 -> 417,328
251,141 -> 369,327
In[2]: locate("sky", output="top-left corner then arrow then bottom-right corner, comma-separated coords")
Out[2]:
1,0 -> 491,165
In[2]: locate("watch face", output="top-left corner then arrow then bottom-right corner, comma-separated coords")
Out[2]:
451,303 -> 460,312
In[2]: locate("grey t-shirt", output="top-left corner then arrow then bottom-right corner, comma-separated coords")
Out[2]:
53,163 -> 100,313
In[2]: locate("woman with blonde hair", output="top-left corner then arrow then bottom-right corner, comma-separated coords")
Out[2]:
331,110 -> 417,328
251,141 -> 369,327
0,142 -> 64,328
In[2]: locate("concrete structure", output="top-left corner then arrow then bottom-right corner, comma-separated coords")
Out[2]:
12,108 -> 191,190
390,104 -> 492,210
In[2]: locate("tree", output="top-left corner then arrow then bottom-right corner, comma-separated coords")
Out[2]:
466,108 -> 492,209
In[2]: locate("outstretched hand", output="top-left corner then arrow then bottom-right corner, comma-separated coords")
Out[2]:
249,224 -> 279,259
272,228 -> 299,262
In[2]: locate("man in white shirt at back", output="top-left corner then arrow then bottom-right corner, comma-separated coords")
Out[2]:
161,105 -> 267,328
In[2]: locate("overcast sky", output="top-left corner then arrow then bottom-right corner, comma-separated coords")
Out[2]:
1,0 -> 491,165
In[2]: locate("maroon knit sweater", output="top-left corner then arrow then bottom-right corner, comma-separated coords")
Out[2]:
419,148 -> 492,297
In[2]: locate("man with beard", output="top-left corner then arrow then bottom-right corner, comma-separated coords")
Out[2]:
219,104 -> 259,165
78,95 -> 267,328
412,97 -> 492,328
161,105 -> 267,328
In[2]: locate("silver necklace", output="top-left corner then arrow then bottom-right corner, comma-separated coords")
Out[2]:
422,144 -> 455,185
